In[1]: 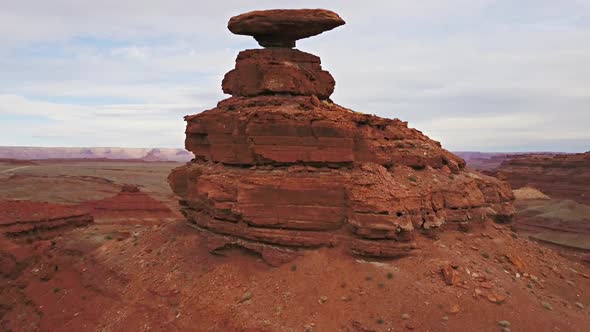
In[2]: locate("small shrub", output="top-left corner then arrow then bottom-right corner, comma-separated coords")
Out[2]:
376,318 -> 384,325
386,272 -> 394,279
365,276 -> 373,281
481,252 -> 490,259
105,235 -> 113,240
53,287 -> 60,293
408,176 -> 417,182
291,265 -> 297,271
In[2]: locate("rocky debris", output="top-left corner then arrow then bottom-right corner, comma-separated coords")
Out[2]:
506,253 -> 526,273
0,235 -> 31,277
169,8 -> 515,265
228,9 -> 345,48
487,293 -> 506,304
0,200 -> 93,239
441,265 -> 460,285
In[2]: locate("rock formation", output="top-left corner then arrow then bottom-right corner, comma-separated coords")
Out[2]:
169,9 -> 515,265
81,185 -> 177,222
0,200 -> 93,239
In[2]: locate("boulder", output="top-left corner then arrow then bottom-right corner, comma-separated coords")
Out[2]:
228,9 -> 345,48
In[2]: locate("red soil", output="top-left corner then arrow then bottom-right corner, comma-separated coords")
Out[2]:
1,220 -> 589,331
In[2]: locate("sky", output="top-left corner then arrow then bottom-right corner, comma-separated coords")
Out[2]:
0,0 -> 589,152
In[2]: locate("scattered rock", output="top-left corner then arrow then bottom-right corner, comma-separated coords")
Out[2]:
441,265 -> 461,286
239,292 -> 253,303
497,320 -> 511,327
487,293 -> 506,304
506,253 -> 526,272
542,302 -> 553,311
318,295 -> 328,304
575,302 -> 584,309
447,304 -> 461,314
401,313 -> 410,320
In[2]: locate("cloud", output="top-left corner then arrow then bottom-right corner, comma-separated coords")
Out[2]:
0,0 -> 589,151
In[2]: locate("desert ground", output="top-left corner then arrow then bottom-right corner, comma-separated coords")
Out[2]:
1,158 -> 589,332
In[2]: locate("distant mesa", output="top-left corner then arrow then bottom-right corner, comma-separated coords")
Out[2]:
228,9 -> 345,48
0,147 -> 192,162
169,9 -> 515,265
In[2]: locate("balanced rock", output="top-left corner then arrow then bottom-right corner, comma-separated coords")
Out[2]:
228,9 -> 345,48
169,9 -> 515,265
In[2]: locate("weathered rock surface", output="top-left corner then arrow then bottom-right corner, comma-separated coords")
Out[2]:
0,200 -> 93,239
169,8 -> 515,265
228,9 -> 345,48
222,49 -> 335,99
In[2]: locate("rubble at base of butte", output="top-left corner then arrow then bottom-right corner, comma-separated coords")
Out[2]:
168,8 -> 515,266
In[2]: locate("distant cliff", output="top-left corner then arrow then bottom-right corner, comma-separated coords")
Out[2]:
0,146 -> 192,162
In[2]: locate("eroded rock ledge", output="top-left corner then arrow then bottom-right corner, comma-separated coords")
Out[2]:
170,97 -> 514,265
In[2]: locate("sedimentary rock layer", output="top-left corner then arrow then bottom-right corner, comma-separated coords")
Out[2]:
222,49 -> 336,99
0,200 -> 93,238
185,95 -> 462,168
171,96 -> 515,263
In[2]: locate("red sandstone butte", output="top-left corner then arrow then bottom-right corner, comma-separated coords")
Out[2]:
169,9 -> 515,265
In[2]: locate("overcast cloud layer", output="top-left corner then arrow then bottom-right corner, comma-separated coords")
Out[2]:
1,0 -> 589,152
